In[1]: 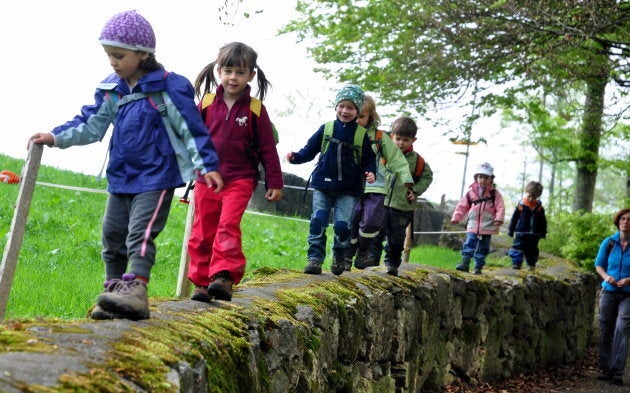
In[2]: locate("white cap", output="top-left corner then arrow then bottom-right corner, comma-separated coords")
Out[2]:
475,162 -> 494,177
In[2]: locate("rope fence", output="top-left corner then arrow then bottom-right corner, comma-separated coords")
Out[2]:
2,162 -> 465,316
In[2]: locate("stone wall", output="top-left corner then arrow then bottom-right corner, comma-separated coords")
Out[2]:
0,264 -> 599,393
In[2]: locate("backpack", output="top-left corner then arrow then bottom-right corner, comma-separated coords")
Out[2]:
200,92 -> 279,144
321,121 -> 367,164
466,189 -> 496,206
373,130 -> 425,182
411,152 -> 426,182
101,71 -> 182,181
517,200 -> 543,213
198,92 -> 279,196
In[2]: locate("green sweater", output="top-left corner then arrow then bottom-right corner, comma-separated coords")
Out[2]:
384,149 -> 433,211
363,125 -> 414,194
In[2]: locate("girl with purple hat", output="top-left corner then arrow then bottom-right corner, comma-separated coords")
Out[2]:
30,10 -> 223,320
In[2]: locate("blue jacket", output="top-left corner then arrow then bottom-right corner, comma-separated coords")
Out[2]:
50,69 -> 219,194
291,119 -> 376,197
595,232 -> 630,293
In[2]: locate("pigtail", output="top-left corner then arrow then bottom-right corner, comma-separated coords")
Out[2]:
193,62 -> 219,99
254,66 -> 272,101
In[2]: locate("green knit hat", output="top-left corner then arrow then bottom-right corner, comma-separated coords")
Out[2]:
334,84 -> 364,113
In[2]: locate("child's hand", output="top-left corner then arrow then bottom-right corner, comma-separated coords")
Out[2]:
30,133 -> 54,147
451,220 -> 459,225
286,152 -> 295,162
493,220 -> 503,227
203,171 -> 224,193
265,188 -> 283,202
406,188 -> 415,202
365,172 -> 375,183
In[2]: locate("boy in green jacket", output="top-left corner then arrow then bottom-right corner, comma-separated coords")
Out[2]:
372,116 -> 433,276
345,96 -> 414,270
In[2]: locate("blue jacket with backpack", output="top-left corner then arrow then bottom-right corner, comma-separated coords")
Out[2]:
50,69 -> 220,194
290,119 -> 376,196
595,232 -> 630,293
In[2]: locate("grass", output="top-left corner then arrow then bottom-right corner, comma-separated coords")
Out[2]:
1,153 -> 514,320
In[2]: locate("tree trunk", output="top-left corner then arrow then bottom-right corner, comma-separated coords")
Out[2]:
572,73 -> 608,213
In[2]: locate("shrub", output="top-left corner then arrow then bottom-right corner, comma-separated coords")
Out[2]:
543,211 -> 614,271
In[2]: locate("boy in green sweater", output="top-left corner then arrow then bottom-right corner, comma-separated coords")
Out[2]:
372,116 -> 433,275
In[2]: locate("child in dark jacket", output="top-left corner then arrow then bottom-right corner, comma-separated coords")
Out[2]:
286,84 -> 376,276
507,181 -> 547,270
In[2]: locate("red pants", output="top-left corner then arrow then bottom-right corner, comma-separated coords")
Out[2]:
187,179 -> 255,286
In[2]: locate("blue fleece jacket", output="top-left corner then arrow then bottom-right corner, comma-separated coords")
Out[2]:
50,69 -> 219,194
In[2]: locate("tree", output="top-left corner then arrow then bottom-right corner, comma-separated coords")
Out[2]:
282,0 -> 629,212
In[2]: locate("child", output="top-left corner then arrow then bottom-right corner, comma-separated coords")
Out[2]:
187,42 -> 283,303
286,84 -> 376,276
344,96 -> 414,271
372,116 -> 433,276
507,181 -> 547,270
451,162 -> 505,274
30,11 -> 223,320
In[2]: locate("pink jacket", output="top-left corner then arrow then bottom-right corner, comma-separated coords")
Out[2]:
451,182 -> 505,235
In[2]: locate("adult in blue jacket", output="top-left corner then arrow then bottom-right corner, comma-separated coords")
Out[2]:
30,11 -> 223,321
595,207 -> 630,386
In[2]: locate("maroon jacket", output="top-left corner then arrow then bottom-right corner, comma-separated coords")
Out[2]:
197,84 -> 283,190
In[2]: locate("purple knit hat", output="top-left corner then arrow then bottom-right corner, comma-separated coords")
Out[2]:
99,10 -> 156,53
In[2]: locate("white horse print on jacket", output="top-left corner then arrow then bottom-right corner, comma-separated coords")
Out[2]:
236,116 -> 248,127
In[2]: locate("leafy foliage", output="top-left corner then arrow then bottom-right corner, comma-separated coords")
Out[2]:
283,0 -> 628,114
544,210 -> 614,270
282,0 -> 629,212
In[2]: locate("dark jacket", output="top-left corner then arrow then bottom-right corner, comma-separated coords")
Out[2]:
508,199 -> 547,238
291,119 -> 376,197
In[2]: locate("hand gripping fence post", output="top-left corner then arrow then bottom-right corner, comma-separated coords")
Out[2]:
0,142 -> 43,320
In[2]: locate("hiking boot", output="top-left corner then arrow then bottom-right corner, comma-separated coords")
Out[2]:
89,304 -> 121,320
354,250 -> 369,270
207,272 -> 234,301
597,372 -> 611,381
366,257 -> 380,267
331,257 -> 345,276
611,376 -> 624,386
528,265 -> 536,271
304,259 -> 323,275
97,274 -> 150,320
385,263 -> 398,276
473,267 -> 483,275
512,264 -> 522,270
191,286 -> 211,303
344,257 -> 352,272
455,263 -> 470,273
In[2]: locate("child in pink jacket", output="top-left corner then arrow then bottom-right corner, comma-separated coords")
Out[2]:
451,162 -> 505,274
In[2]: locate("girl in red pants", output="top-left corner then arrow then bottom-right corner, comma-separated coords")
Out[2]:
187,42 -> 283,302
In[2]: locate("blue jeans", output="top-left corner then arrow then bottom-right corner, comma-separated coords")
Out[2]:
599,290 -> 630,377
461,233 -> 491,268
307,190 -> 358,262
508,233 -> 541,267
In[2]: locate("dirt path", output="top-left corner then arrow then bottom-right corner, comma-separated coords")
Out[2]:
439,346 -> 630,393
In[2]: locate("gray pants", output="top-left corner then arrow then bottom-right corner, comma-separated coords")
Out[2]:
101,189 -> 174,281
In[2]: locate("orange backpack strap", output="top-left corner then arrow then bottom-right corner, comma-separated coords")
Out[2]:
413,153 -> 425,181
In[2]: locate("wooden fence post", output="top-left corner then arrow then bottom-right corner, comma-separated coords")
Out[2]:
402,223 -> 413,263
0,143 -> 43,320
176,193 -> 194,298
